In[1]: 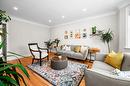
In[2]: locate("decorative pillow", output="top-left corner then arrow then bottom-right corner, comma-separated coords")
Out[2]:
104,51 -> 124,69
74,46 -> 81,53
80,46 -> 89,54
65,46 -> 71,51
62,45 -> 67,50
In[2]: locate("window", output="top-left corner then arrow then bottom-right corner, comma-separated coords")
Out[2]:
126,7 -> 130,48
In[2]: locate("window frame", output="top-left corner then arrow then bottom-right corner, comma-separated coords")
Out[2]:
125,6 -> 130,49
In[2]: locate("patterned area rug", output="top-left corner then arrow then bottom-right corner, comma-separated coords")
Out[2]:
28,60 -> 86,86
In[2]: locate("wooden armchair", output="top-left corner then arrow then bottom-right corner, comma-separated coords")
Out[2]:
28,43 -> 49,66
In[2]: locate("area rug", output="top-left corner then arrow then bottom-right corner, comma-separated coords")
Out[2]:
28,60 -> 86,86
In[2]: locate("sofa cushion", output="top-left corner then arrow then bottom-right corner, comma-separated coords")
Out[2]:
92,61 -> 115,71
72,53 -> 84,60
85,69 -> 130,86
121,53 -> 130,71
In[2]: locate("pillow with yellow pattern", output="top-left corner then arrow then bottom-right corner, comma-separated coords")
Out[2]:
104,51 -> 124,69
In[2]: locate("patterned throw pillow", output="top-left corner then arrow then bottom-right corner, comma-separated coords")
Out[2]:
104,51 -> 124,69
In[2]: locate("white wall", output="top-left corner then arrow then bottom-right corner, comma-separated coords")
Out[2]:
51,13 -> 118,53
7,18 -> 50,60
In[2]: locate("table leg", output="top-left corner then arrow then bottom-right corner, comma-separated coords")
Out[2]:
89,52 -> 92,62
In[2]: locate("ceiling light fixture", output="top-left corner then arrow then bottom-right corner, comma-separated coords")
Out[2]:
62,16 -> 65,19
48,20 -> 52,23
13,6 -> 18,11
82,8 -> 87,12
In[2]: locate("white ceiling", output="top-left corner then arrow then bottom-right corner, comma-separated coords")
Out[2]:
0,0 -> 127,26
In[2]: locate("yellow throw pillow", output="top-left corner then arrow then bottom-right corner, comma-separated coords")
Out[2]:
74,46 -> 81,53
104,51 -> 124,69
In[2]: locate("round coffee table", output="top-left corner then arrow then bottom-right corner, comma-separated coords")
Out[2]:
50,56 -> 68,70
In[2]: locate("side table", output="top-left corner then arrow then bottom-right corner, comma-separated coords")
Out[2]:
89,48 -> 100,62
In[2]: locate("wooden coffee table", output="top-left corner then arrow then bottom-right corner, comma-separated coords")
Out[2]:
50,56 -> 68,70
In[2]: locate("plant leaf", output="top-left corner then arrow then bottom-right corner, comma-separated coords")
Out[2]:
0,80 -> 4,86
0,76 -> 18,86
16,64 -> 29,78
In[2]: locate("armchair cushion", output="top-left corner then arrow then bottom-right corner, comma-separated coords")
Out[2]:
32,52 -> 48,59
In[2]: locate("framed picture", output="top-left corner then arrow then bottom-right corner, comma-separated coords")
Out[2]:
64,31 -> 68,34
64,35 -> 68,39
75,32 -> 81,39
83,28 -> 87,32
70,31 -> 73,38
82,33 -> 87,38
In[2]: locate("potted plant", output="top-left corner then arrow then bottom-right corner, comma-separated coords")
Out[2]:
0,9 -> 29,86
100,29 -> 113,53
54,38 -> 60,47
44,40 -> 54,51
0,10 -> 11,61
92,26 -> 97,34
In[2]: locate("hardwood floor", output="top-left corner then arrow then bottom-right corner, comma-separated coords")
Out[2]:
8,52 -> 93,86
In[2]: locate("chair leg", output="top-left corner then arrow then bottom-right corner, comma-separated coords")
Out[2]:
32,58 -> 35,64
40,58 -> 42,66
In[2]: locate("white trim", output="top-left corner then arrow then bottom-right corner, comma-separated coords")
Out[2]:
51,11 -> 117,28
11,16 -> 50,28
125,6 -> 130,49
118,0 -> 130,9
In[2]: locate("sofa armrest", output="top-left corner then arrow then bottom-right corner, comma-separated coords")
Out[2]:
95,53 -> 106,61
84,69 -> 130,86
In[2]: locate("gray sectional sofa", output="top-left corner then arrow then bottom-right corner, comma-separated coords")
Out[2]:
85,53 -> 130,86
57,45 -> 89,60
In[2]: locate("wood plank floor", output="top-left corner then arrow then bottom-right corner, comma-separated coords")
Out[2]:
8,52 -> 93,86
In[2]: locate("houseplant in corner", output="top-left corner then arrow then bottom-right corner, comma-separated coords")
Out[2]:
0,9 -> 29,86
100,29 -> 114,53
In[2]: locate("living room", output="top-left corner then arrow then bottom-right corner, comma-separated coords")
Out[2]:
0,0 -> 130,86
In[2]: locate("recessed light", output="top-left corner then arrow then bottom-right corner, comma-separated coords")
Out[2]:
82,8 -> 87,12
48,20 -> 52,23
62,16 -> 65,19
13,6 -> 18,11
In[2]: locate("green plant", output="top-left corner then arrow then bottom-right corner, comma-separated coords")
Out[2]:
54,38 -> 60,47
92,26 -> 96,34
0,58 -> 29,86
0,10 -> 29,86
0,10 -> 11,25
44,40 -> 54,49
100,29 -> 114,53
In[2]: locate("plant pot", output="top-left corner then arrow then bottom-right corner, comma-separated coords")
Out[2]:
92,26 -> 96,34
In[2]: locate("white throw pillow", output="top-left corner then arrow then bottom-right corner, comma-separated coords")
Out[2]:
66,46 -> 71,51
62,45 -> 67,50
81,46 -> 88,54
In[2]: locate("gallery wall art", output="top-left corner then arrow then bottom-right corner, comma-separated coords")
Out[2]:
64,29 -> 87,39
